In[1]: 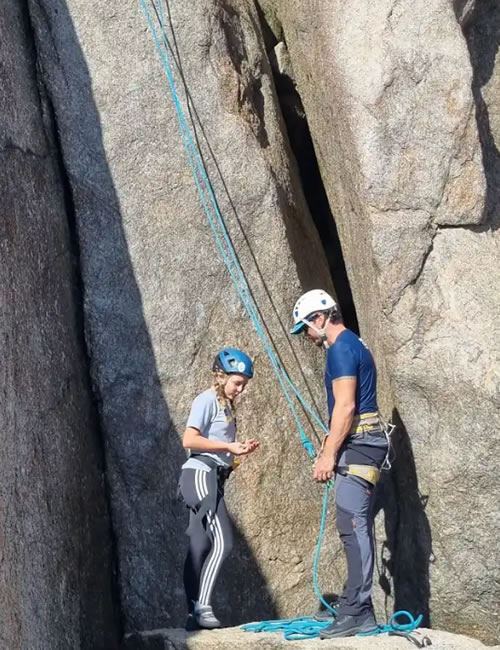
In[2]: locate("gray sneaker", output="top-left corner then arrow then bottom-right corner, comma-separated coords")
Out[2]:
194,604 -> 221,629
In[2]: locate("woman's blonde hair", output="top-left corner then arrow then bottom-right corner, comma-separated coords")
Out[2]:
212,370 -> 235,416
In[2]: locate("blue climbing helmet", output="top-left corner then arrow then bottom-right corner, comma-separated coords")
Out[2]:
213,348 -> 254,378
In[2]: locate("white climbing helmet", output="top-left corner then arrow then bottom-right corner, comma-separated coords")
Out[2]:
290,289 -> 337,335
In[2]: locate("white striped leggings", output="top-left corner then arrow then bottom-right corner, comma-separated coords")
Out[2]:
178,468 -> 233,608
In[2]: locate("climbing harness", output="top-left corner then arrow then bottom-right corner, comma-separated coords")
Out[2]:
176,454 -> 232,538
350,411 -> 383,433
140,1 -> 416,641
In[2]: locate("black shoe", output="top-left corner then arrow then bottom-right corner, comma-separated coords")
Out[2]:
319,611 -> 378,639
184,613 -> 200,631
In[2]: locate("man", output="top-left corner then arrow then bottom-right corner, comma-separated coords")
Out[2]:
290,289 -> 389,638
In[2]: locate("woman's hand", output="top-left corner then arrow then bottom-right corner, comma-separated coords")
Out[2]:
243,438 -> 260,454
227,439 -> 260,456
227,442 -> 252,456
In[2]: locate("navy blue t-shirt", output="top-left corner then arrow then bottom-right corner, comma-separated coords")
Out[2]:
325,329 -> 386,467
325,329 -> 377,420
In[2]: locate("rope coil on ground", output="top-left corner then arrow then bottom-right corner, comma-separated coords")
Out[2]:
242,610 -> 424,643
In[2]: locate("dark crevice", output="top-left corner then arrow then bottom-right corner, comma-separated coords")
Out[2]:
257,14 -> 360,333
408,232 -> 435,287
25,1 -> 123,643
254,1 -> 279,52
452,0 -> 476,29
462,0 -> 500,231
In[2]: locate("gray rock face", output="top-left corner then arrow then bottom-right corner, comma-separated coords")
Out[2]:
0,1 -> 118,648
28,0 -> 334,633
6,0 -> 499,645
259,0 -> 500,642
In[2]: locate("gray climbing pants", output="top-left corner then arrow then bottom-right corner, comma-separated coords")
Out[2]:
335,471 -> 378,617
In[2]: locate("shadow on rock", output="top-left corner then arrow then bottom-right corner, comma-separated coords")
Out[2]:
216,520 -> 278,626
28,0 -> 280,636
462,0 -> 500,230
375,409 -> 432,627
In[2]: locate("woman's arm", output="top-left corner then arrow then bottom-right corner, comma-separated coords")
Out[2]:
182,427 -> 249,455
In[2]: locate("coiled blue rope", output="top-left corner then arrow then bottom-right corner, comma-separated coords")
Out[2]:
359,611 -> 423,636
242,610 -> 422,642
242,617 -> 331,642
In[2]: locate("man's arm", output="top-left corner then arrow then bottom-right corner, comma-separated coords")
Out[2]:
314,378 -> 356,482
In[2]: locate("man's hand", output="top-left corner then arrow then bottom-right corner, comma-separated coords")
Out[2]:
314,453 -> 335,482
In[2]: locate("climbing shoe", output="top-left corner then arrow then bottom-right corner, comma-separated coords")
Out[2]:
319,611 -> 378,638
194,604 -> 221,629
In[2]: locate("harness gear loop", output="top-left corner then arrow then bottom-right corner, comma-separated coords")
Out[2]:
378,413 -> 396,471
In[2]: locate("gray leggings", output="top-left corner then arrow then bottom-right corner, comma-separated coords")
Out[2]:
178,468 -> 233,608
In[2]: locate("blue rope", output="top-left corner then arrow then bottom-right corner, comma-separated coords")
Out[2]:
139,0 -> 328,460
358,611 -> 423,636
242,617 -> 331,642
241,489 -> 422,642
242,610 -> 422,642
242,482 -> 336,640
312,482 -> 336,614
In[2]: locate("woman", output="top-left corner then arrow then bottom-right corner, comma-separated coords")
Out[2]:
178,347 -> 260,631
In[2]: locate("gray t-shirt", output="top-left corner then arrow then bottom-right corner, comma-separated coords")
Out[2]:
181,389 -> 236,470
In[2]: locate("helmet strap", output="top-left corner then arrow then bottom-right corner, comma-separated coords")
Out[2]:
302,313 -> 330,349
